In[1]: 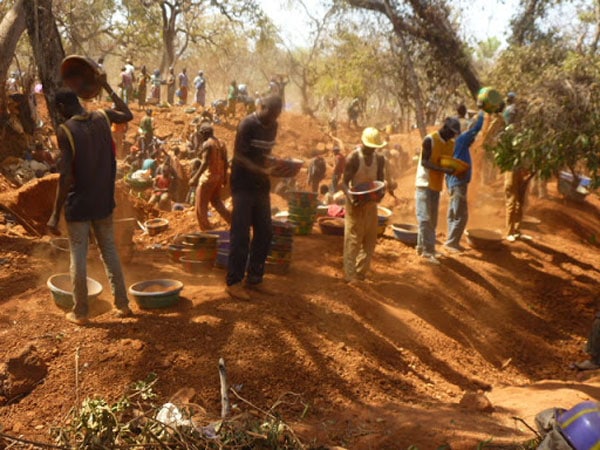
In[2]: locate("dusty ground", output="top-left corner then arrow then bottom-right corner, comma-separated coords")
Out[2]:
0,104 -> 599,449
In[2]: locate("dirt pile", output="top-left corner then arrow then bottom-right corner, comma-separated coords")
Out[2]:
0,103 -> 600,448
0,175 -> 58,234
0,345 -> 48,405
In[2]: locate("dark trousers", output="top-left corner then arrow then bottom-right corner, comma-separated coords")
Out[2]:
226,189 -> 272,286
586,312 -> 600,363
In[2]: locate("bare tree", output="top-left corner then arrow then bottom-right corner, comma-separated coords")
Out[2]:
285,2 -> 336,115
392,33 -> 427,137
23,0 -> 66,130
0,0 -> 26,118
139,0 -> 265,74
344,0 -> 481,97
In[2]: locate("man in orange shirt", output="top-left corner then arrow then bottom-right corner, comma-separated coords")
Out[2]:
111,121 -> 128,159
191,124 -> 231,230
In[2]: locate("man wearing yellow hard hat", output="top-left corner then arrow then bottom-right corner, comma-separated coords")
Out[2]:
341,127 -> 391,282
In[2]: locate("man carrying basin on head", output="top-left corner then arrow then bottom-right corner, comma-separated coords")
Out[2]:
47,77 -> 134,325
341,127 -> 390,283
415,117 -> 459,265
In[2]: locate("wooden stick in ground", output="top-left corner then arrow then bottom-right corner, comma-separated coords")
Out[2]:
75,346 -> 80,408
218,358 -> 231,418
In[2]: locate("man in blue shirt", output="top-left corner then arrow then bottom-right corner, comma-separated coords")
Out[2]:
444,111 -> 484,253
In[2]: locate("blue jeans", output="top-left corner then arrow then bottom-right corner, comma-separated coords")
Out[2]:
226,190 -> 272,286
67,214 -> 129,317
415,187 -> 440,255
331,173 -> 341,193
445,184 -> 469,248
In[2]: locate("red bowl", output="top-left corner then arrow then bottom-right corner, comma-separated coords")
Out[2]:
349,181 -> 385,205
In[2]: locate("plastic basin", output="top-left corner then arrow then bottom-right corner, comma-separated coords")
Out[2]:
272,220 -> 296,236
392,223 -> 418,246
50,237 -> 70,257
144,218 -> 169,236
349,181 -> 385,205
466,228 -> 503,250
180,257 -> 213,274
60,55 -> 104,99
440,156 -> 470,174
557,401 -> 600,450
267,157 -> 304,178
182,232 -> 218,248
477,87 -> 503,114
215,251 -> 229,269
318,217 -> 345,236
316,205 -> 329,217
129,279 -> 183,309
47,273 -> 102,309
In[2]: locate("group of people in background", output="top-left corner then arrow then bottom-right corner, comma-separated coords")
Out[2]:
114,60 -> 201,108
110,58 -> 535,275
109,56 -> 290,118
46,67 -> 597,393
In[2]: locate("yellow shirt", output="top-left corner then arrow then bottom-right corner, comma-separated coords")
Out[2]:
415,131 -> 454,192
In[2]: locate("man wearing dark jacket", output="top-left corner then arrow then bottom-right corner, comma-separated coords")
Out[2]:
47,79 -> 134,325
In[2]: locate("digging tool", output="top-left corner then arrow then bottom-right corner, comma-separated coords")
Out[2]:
0,203 -> 41,237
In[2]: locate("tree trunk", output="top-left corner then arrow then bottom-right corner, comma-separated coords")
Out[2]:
346,0 -> 481,98
23,0 -> 65,131
407,0 -> 481,97
510,0 -> 540,46
590,0 -> 600,55
0,0 -> 27,119
300,73 -> 313,116
159,3 -> 178,74
396,35 -> 427,138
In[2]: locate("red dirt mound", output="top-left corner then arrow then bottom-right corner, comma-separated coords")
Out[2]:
1,105 -> 599,448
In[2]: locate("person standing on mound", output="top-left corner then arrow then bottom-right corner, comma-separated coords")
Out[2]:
191,123 -> 231,230
226,96 -> 283,301
444,110 -> 484,253
47,80 -> 134,325
415,117 -> 459,265
341,127 -> 389,283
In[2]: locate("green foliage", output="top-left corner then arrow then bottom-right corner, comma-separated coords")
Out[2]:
489,44 -> 600,189
476,437 -> 493,449
509,0 -> 564,46
317,27 -> 386,100
52,374 -> 307,449
476,37 -> 502,61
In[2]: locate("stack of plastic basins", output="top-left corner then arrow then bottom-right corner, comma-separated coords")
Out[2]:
287,191 -> 318,235
208,230 -> 231,270
266,221 -> 295,275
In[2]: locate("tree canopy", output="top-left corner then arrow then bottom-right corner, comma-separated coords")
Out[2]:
0,0 -> 599,187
